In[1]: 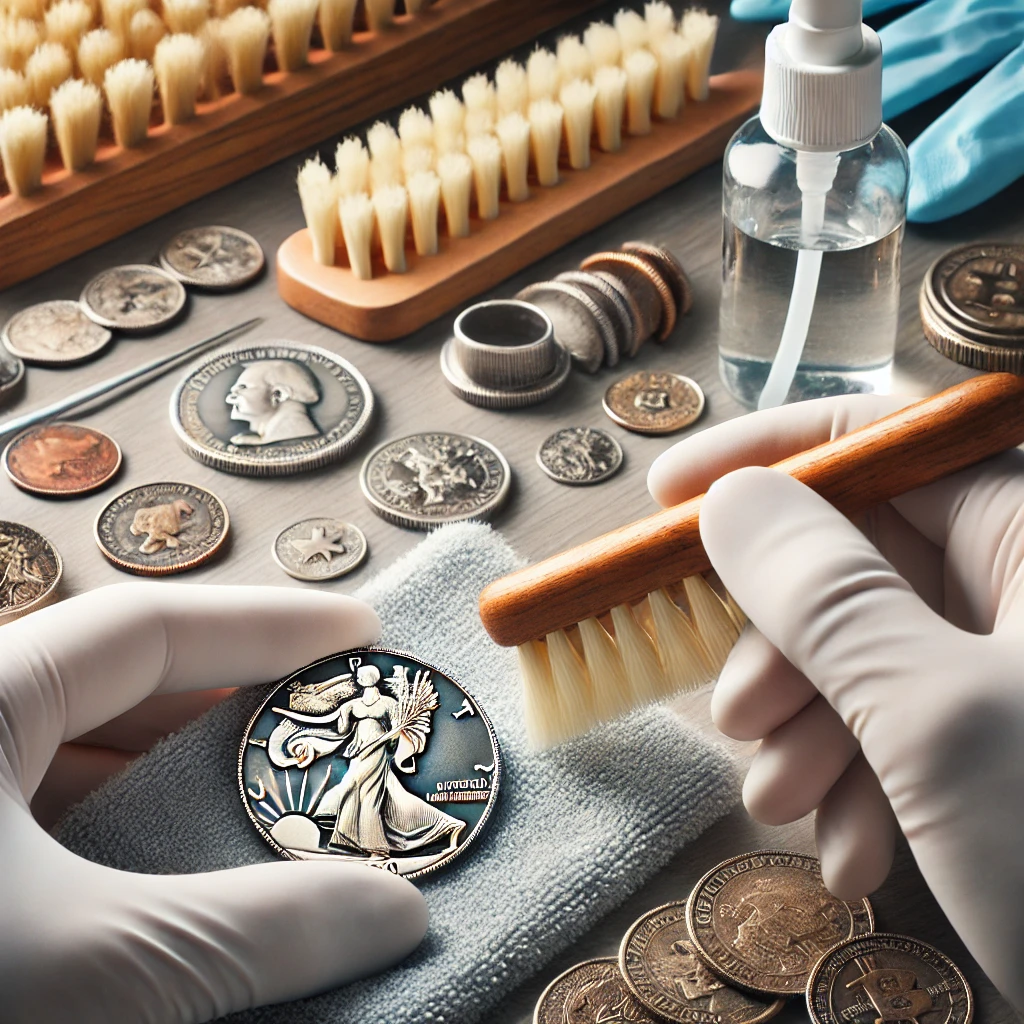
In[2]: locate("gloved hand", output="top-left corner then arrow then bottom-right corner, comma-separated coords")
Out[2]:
0,584 -> 428,1024
730,0 -> 1024,222
648,393 -> 1024,1010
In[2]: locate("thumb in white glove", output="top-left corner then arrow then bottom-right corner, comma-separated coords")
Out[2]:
648,394 -> 1024,1010
0,583 -> 428,1024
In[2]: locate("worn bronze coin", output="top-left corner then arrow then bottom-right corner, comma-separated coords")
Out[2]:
603,371 -> 705,435
580,251 -> 677,342
4,423 -> 122,497
686,850 -> 875,997
535,958 -> 662,1024
807,932 -> 973,1024
620,901 -> 785,1024
0,521 -> 62,623
622,241 -> 694,316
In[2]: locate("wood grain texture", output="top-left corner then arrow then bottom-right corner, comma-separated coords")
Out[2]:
276,70 -> 762,340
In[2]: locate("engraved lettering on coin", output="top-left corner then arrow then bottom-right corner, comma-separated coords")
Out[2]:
807,933 -> 973,1024
239,647 -> 501,879
159,225 -> 265,291
360,432 -> 510,530
80,265 -> 187,332
686,851 -> 875,996
94,482 -> 229,575
603,371 -> 705,435
537,426 -> 623,486
0,521 -> 62,623
934,244 -> 1024,335
534,958 -> 662,1024
3,423 -> 122,497
272,518 -> 368,581
2,300 -> 113,365
171,342 -> 374,476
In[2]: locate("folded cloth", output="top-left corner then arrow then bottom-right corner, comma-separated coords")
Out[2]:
55,522 -> 738,1024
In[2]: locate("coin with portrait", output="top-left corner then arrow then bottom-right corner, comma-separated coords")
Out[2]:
3,300 -> 113,365
535,958 -> 661,1024
272,518 -> 368,581
80,265 -> 187,332
4,423 -> 122,497
0,521 -> 62,623
604,371 -> 705,435
537,426 -> 623,485
159,225 -> 265,291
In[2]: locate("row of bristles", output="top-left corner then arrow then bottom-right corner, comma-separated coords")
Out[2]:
296,5 -> 719,280
0,0 -> 432,197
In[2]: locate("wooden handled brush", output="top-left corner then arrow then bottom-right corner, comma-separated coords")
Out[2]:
478,372 -> 1024,747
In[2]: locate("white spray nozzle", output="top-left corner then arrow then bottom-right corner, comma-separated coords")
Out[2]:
787,0 -> 865,66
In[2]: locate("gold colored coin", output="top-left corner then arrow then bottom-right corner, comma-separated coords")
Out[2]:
603,371 -> 705,435
0,521 -> 62,623
534,958 -> 662,1024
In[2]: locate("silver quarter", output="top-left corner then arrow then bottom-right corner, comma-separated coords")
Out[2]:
3,300 -> 113,365
239,646 -> 501,879
0,521 -> 62,623
170,341 -> 374,477
80,264 -> 187,332
554,271 -> 628,367
360,431 -> 511,530
272,518 -> 368,581
440,336 -> 572,409
515,281 -> 616,373
0,344 -> 24,403
159,225 -> 266,291
536,426 -> 623,485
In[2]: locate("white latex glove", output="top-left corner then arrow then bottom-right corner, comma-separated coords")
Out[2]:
648,394 -> 1024,1010
0,584 -> 428,1024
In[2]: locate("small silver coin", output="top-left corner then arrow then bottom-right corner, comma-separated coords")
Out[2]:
80,264 -> 187,332
515,281 -> 616,373
170,341 -> 374,477
2,300 -> 113,365
239,646 -> 502,879
0,521 -> 62,623
0,345 -> 24,403
554,271 -> 629,367
272,518 -> 368,581
360,431 -> 511,530
537,427 -> 623,486
159,225 -> 266,291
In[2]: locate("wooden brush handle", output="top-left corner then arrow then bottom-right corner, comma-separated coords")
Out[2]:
479,373 -> 1024,647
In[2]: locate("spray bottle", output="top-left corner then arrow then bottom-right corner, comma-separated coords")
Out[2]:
718,0 -> 909,409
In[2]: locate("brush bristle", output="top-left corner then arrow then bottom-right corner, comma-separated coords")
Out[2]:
364,0 -> 395,34
644,0 -> 676,37
26,42 -> 73,111
437,149 -> 472,238
297,155 -> 337,265
104,57 -> 153,147
614,7 -> 649,55
398,105 -> 433,150
334,134 -> 369,196
577,617 -> 633,722
652,31 -> 690,119
129,9 -> 166,62
0,20 -> 42,75
517,638 -> 565,749
624,47 -> 657,136
528,97 -> 562,188
467,132 -> 501,220
681,574 -> 741,671
268,0 -> 317,72
401,143 -> 433,178
78,28 -> 123,88
101,0 -> 146,46
221,6 -> 269,95
494,58 -> 527,118
154,32 -> 203,124
526,46 -> 559,104
0,70 -> 31,114
559,77 -> 595,171
494,111 -> 529,202
338,190 -> 374,279
583,21 -> 620,69
367,120 -> 402,191
546,628 -> 596,738
406,168 -> 439,256
680,8 -> 718,101
461,72 -> 495,118
372,182 -> 408,273
429,88 -> 464,155
0,104 -> 47,196
163,0 -> 210,36
317,0 -> 356,51
50,77 -> 102,171
44,1 -> 95,57
592,65 -> 626,152
556,34 -> 593,84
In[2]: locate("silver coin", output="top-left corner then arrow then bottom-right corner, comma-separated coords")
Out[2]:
80,264 -> 187,332
239,646 -> 501,879
159,225 -> 265,291
3,300 -> 112,365
360,431 -> 511,530
592,270 -> 645,357
272,518 -> 368,581
537,427 -> 623,486
170,341 -> 374,477
515,281 -> 616,373
0,345 -> 24,403
0,521 -> 62,623
554,271 -> 629,367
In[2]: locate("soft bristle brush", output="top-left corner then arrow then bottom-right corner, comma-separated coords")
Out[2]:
478,373 -> 1024,748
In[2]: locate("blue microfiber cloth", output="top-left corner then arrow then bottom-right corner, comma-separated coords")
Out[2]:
55,522 -> 739,1024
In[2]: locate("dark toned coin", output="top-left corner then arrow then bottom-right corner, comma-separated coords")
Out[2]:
686,850 -> 874,997
603,371 -> 705,435
159,225 -> 265,291
4,423 -> 122,497
535,958 -> 662,1024
536,426 -> 623,485
515,281 -> 615,373
622,241 -> 694,316
580,251 -> 677,342
807,932 -> 972,1024
554,270 -> 630,367
0,521 -> 62,623
0,344 -> 24,404
592,270 -> 645,357
620,901 -> 785,1024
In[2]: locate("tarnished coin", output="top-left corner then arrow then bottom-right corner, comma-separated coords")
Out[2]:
535,958 -> 661,1024
619,901 -> 785,1024
159,225 -> 265,291
360,431 -> 510,530
622,241 -> 694,317
239,646 -> 501,879
515,281 -> 616,373
537,426 -> 623,485
3,423 -> 122,497
2,300 -> 113,365
94,481 -> 229,575
272,517 -> 368,581
0,521 -> 62,623
580,251 -> 677,342
931,242 -> 1024,336
807,932 -> 973,1024
592,270 -> 645,357
170,342 -> 374,476
686,850 -> 875,996
0,344 -> 24,403
604,371 -> 705,435
80,264 -> 187,332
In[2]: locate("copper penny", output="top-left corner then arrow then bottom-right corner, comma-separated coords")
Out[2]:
620,901 -> 785,1024
603,371 -> 705,435
807,932 -> 973,1024
580,251 -> 677,342
4,423 -> 122,497
534,958 -> 662,1024
622,241 -> 694,316
686,850 -> 875,997
0,521 -> 62,623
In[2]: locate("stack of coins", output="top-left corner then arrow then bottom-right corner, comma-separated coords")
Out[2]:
534,850 -> 973,1024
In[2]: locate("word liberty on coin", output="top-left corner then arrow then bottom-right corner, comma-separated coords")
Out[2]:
239,648 -> 501,879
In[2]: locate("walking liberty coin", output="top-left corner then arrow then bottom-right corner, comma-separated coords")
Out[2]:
171,342 -> 374,476
807,933 -> 973,1024
604,371 -> 705,435
94,482 -> 229,575
534,958 -> 662,1024
239,647 -> 501,879
537,427 -> 623,485
2,300 -> 113,365
686,851 -> 875,996
619,901 -> 785,1024
4,423 -> 122,497
0,522 -> 62,623
272,518 -> 368,581
80,265 -> 187,332
360,432 -> 511,530
159,225 -> 265,291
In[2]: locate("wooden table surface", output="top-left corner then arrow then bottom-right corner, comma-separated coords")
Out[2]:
1,2 -> 1021,1020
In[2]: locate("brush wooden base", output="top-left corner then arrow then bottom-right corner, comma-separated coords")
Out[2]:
276,70 -> 762,342
0,0 -> 604,290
